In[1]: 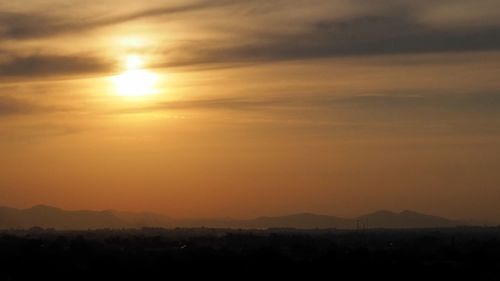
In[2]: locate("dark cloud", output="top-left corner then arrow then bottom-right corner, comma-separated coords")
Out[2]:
163,14 -> 500,67
0,12 -> 64,39
85,0 -> 235,27
3,1 -> 500,70
0,54 -> 114,78
0,0 -> 236,40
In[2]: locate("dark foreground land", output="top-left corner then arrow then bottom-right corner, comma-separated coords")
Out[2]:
1,227 -> 500,280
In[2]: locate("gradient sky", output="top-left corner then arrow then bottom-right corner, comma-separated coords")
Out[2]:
1,0 -> 500,222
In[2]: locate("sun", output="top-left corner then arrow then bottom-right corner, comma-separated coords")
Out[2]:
112,55 -> 159,97
113,69 -> 158,97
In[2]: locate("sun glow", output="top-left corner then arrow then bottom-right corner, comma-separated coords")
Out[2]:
112,55 -> 159,97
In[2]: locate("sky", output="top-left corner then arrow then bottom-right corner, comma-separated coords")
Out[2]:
1,0 -> 500,222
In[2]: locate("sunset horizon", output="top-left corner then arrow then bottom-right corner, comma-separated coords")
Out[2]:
2,0 -> 500,223
3,1 -> 500,279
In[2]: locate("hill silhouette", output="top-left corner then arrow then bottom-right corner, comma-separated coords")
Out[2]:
0,205 -> 127,229
0,205 -> 468,230
357,210 -> 459,228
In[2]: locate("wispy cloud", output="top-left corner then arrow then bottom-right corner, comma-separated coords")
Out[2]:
91,0 -> 500,68
113,92 -> 500,114
0,0 -> 236,40
161,13 -> 500,68
0,53 -> 114,79
3,1 -> 500,76
0,96 -> 57,116
106,92 -> 500,137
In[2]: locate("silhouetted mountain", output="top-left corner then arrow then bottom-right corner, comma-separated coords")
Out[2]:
224,211 -> 462,229
0,205 -> 126,229
239,213 -> 353,229
112,211 -> 175,228
356,210 -> 459,229
0,205 -> 469,230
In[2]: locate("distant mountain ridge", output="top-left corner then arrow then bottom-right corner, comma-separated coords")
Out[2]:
357,210 -> 459,228
0,205 -> 469,230
0,205 -> 126,229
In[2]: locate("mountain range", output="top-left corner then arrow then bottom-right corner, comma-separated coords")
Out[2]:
0,205 -> 471,230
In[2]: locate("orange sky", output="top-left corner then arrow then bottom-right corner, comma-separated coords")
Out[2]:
1,0 -> 500,222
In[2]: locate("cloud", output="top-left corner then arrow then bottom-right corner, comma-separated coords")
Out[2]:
114,92 -> 500,114
109,92 -> 500,137
0,12 -> 62,40
0,0 -> 236,40
0,53 -> 114,79
417,0 -> 500,28
0,121 -> 84,141
161,13 -> 500,67
85,0 -> 235,27
0,96 -> 55,116
3,1 -> 500,70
